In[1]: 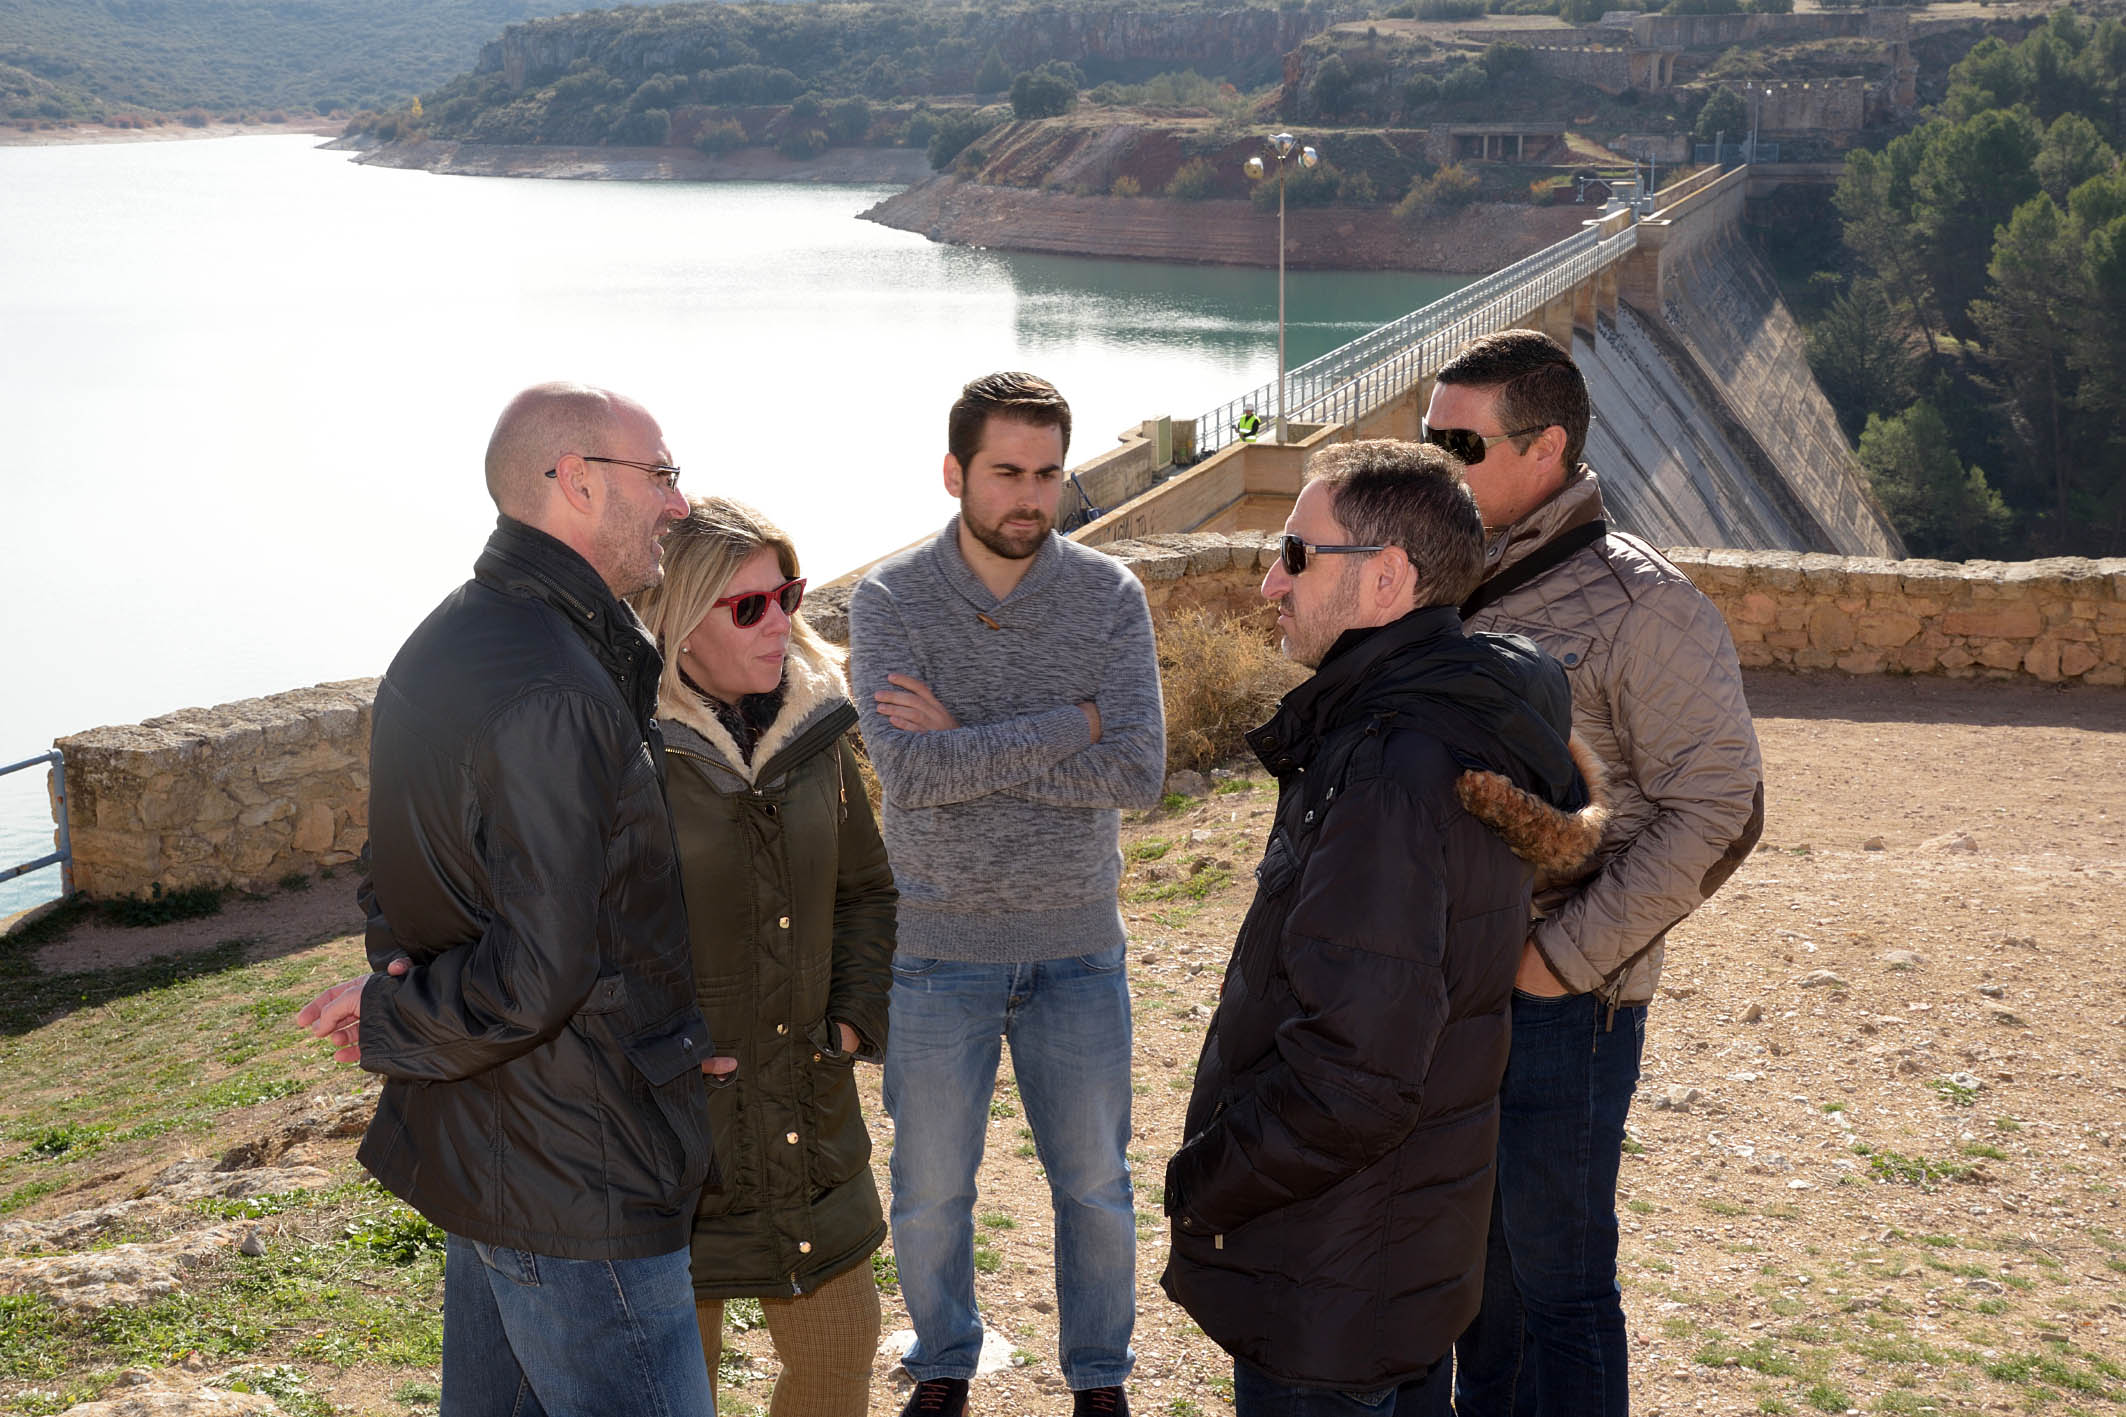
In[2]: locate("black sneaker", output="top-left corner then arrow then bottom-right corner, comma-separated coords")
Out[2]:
900,1377 -> 970,1417
1073,1387 -> 1129,1416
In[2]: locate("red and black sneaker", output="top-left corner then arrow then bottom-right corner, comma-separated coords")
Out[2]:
1073,1386 -> 1130,1416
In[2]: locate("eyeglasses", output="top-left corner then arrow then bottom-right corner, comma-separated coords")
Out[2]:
1278,534 -> 1385,577
1419,420 -> 1550,466
711,577 -> 806,628
543,455 -> 682,490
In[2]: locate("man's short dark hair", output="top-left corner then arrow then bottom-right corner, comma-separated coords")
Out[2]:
948,371 -> 1072,471
1433,329 -> 1590,471
1307,439 -> 1485,608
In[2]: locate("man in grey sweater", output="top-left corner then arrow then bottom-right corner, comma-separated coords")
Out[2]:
850,371 -> 1166,1417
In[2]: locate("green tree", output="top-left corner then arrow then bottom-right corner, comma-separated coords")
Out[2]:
1804,283 -> 1914,440
926,107 -> 997,170
1481,43 -> 1532,79
1856,403 -> 2013,561
1694,86 -> 1747,144
1308,53 -> 1353,118
2035,113 -> 2116,206
973,47 -> 1009,96
1009,68 -> 1075,120
827,95 -> 871,145
1835,138 -> 1938,345
2068,206 -> 2126,548
1910,108 -> 2042,331
1969,195 -> 2084,531
1942,36 -> 2026,120
1166,156 -> 1220,199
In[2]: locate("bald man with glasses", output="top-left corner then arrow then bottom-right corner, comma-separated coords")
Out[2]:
300,382 -> 726,1416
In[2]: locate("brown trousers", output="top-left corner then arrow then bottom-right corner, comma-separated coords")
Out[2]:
696,1260 -> 881,1417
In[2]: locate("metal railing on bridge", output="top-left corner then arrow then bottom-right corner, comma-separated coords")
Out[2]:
1191,218 -> 1640,460
1,749 -> 71,898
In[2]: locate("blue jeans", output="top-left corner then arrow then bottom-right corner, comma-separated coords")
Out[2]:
441,1234 -> 715,1417
1454,992 -> 1645,1417
1234,1356 -> 1451,1416
883,945 -> 1136,1390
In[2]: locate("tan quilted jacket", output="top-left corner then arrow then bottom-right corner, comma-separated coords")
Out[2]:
1464,467 -> 1765,1008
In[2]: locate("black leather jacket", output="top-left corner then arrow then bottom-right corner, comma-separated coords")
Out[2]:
1162,607 -> 1590,1389
355,516 -> 715,1260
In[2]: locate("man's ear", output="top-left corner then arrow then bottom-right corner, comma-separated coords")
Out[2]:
943,452 -> 965,499
1530,424 -> 1568,473
1375,545 -> 1417,613
552,453 -> 598,517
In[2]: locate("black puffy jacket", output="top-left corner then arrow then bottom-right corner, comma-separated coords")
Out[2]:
355,516 -> 715,1261
1160,606 -> 1598,1390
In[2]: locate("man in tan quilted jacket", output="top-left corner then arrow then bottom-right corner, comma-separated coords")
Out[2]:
1429,330 -> 1765,1417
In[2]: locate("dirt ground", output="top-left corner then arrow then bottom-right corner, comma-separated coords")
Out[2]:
809,669 -> 2126,1416
5,669 -> 2121,1416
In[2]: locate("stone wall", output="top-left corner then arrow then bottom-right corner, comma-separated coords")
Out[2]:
40,543 -> 2123,902
1669,551 -> 2126,684
57,681 -> 376,901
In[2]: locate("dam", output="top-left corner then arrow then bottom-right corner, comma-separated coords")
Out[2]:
1061,163 -> 1905,560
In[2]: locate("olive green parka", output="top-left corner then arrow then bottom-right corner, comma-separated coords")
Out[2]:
660,637 -> 897,1300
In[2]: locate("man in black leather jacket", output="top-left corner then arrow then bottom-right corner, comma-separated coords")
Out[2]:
1161,441 -> 1606,1416
300,382 -> 723,1415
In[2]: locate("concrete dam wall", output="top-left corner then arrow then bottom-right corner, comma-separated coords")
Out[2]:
1583,219 -> 1903,558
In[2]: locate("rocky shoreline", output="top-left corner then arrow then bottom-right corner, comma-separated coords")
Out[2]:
860,173 -> 1593,272
342,136 -> 1588,271
351,138 -> 933,185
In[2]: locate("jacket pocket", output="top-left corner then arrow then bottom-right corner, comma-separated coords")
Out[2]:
800,1018 -> 871,1193
618,1006 -> 716,1197
695,1069 -> 751,1219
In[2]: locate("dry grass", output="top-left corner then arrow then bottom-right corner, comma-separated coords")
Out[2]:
1156,607 -> 1304,775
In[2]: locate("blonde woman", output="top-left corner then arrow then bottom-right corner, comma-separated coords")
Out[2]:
632,496 -> 896,1417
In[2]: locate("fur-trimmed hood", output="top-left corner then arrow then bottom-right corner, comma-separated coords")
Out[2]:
1456,735 -> 1611,884
658,634 -> 850,788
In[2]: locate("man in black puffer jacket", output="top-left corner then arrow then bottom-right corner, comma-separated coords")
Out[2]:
1162,441 -> 1607,1416
299,382 -> 722,1416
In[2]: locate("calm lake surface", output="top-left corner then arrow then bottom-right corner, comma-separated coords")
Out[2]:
0,134 -> 1465,912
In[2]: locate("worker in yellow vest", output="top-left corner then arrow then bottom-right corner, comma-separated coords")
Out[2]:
1234,406 -> 1262,442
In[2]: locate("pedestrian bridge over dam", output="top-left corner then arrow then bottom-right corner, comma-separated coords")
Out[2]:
1058,162 -> 1905,562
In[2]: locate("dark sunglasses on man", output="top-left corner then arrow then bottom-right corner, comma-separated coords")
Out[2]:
1419,419 -> 1550,466
711,577 -> 806,629
1277,534 -> 1385,578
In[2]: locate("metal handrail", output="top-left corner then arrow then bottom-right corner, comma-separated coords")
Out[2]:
1192,218 -> 1640,459
1,750 -> 72,895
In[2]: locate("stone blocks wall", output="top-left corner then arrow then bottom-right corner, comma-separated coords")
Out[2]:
43,544 -> 2123,901
1669,551 -> 2126,685
57,680 -> 376,900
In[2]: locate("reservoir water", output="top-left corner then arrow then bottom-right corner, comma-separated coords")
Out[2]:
0,134 -> 1465,913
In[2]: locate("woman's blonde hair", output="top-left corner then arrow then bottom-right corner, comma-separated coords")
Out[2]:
630,496 -> 840,708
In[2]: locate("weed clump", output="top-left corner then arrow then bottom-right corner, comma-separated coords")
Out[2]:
1157,607 -> 1301,775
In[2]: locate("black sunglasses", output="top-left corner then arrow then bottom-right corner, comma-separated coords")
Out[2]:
1278,533 -> 1385,578
711,577 -> 806,629
1419,420 -> 1550,466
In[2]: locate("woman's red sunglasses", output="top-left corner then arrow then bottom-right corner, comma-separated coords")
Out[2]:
711,577 -> 806,629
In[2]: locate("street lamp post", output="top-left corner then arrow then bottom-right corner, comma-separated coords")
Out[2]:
1244,132 -> 1319,444
1748,87 -> 1771,165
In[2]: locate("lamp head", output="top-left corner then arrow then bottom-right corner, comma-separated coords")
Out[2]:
1271,131 -> 1297,159
1244,153 -> 1266,181
1299,145 -> 1320,169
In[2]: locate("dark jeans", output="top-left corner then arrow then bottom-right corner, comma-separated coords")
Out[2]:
1234,1356 -> 1451,1416
1454,991 -> 1645,1417
440,1234 -> 715,1417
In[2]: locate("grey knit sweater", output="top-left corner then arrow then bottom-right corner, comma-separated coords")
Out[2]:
849,519 -> 1166,962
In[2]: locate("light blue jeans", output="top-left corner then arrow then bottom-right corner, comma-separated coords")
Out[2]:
441,1234 -> 715,1417
883,945 -> 1137,1391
